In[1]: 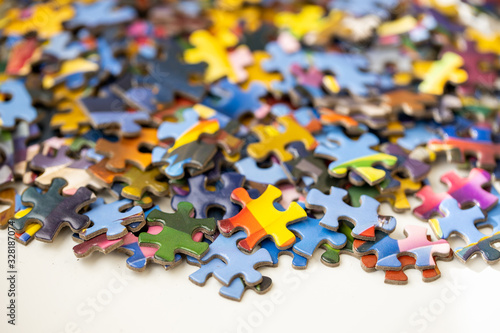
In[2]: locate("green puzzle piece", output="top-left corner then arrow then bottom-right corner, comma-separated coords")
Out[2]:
138,201 -> 216,263
320,222 -> 355,266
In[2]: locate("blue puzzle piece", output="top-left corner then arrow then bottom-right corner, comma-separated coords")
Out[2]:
329,0 -> 400,19
138,40 -> 207,104
432,197 -> 500,263
259,238 -> 308,269
121,242 -> 181,271
157,108 -> 199,141
44,32 -> 84,60
200,231 -> 272,286
0,80 -> 38,129
271,104 -> 320,128
124,87 -> 155,113
82,198 -> 144,240
202,79 -> 267,119
97,38 -> 122,76
313,52 -> 388,96
397,122 -> 440,151
204,82 -> 265,116
306,186 -> 396,239
288,203 -> 347,258
91,111 -> 150,136
68,0 -> 136,29
314,126 -> 396,184
152,142 -> 217,179
171,172 -> 245,219
261,42 -> 308,95
188,256 -> 268,301
234,157 -> 290,185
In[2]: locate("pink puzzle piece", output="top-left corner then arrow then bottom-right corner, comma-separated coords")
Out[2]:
414,168 -> 498,220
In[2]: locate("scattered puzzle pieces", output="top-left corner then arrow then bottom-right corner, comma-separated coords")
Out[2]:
414,168 -> 497,220
353,225 -> 451,284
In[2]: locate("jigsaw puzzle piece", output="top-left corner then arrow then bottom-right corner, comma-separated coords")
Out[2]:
306,186 -> 396,240
234,157 -> 290,185
247,116 -> 316,162
395,122 -> 439,151
67,0 -> 136,29
81,198 -> 145,240
313,52 -> 387,96
314,126 -> 397,185
140,39 -> 207,104
172,172 -> 245,219
329,0 -> 399,19
430,197 -> 500,264
202,79 -> 268,119
199,231 -> 273,286
138,202 -> 216,263
9,178 -> 95,243
288,203 -> 346,258
259,238 -> 308,269
414,52 -> 468,95
317,222 -> 356,267
218,185 -> 306,251
184,29 -> 237,83
428,125 -> 500,170
0,80 -> 38,129
95,128 -> 158,172
152,142 -> 217,180
188,256 -> 272,301
261,42 -> 308,95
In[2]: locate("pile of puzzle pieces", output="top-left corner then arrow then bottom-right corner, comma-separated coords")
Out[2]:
3,0 -> 500,301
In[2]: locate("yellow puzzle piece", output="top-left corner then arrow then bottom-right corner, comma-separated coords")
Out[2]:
247,116 -> 317,162
3,2 -> 74,39
274,5 -> 326,39
414,52 -> 468,95
185,29 -> 237,83
242,51 -> 282,90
